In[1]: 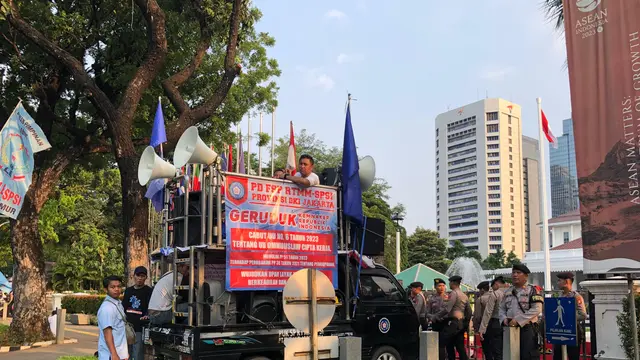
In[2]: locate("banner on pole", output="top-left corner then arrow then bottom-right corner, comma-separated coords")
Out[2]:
563,0 -> 640,273
0,103 -> 51,219
224,174 -> 338,290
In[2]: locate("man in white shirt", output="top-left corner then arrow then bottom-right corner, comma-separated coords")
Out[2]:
148,263 -> 190,325
279,154 -> 320,188
97,275 -> 129,360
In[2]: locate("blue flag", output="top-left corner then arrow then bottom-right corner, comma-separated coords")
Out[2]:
145,99 -> 167,212
342,103 -> 363,226
150,99 -> 167,148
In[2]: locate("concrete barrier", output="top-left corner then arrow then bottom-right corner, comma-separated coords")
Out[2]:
503,326 -> 520,360
339,337 -> 361,360
55,308 -> 66,344
419,331 -> 439,359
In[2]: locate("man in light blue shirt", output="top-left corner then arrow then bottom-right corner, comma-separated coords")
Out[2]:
98,275 -> 129,360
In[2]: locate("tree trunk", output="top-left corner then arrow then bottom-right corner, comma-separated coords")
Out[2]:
8,197 -> 52,344
119,153 -> 149,286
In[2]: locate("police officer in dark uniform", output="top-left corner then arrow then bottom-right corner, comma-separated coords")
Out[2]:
426,278 -> 449,331
554,272 -> 587,360
499,264 -> 544,360
409,281 -> 428,329
433,275 -> 469,360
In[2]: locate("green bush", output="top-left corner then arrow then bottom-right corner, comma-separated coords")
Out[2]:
616,293 -> 640,360
62,295 -> 106,315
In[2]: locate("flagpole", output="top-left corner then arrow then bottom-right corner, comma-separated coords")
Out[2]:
236,126 -> 240,173
259,111 -> 263,177
247,114 -> 252,175
537,97 -> 552,292
271,107 -> 276,176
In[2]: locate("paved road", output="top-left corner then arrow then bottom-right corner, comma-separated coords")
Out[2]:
3,323 -> 99,360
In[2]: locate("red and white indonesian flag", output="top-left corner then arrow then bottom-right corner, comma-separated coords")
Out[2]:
286,121 -> 296,174
541,109 -> 558,149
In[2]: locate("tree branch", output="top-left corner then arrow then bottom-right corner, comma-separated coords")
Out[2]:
119,0 -> 168,126
165,0 -> 243,148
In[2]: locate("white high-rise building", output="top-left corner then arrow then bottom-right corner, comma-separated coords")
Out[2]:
435,98 -> 525,259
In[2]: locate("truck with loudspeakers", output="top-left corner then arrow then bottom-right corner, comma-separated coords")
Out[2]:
139,126 -> 420,360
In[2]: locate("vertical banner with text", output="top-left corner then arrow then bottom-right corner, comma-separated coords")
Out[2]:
0,103 -> 51,219
564,0 -> 640,273
225,175 -> 338,290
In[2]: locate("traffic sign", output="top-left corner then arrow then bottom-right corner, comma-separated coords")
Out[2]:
544,297 -> 578,346
282,269 -> 336,333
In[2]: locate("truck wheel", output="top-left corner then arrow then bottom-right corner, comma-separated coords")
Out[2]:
371,345 -> 402,360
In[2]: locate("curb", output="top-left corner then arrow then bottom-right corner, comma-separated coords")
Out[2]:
0,338 -> 78,353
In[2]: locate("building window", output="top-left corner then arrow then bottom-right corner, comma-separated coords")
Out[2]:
508,127 -> 512,136
510,171 -> 513,177
436,140 -> 439,147
511,204 -> 514,209
509,147 -> 513,152
508,116 -> 512,125
510,179 -> 514,185
509,155 -> 513,160
487,136 -> 499,141
487,112 -> 499,121
510,195 -> 514,201
563,232 -> 570,244
511,220 -> 515,226
487,124 -> 499,133
436,129 -> 439,136
510,187 -> 514,193
509,138 -> 512,144
510,163 -> 513,168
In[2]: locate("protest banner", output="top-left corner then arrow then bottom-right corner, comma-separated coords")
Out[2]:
0,102 -> 51,219
225,174 -> 338,290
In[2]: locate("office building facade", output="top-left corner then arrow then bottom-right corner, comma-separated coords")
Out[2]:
435,99 -> 526,258
549,118 -> 579,217
522,136 -> 541,252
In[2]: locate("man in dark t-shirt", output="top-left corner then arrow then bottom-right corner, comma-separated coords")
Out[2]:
123,266 -> 152,360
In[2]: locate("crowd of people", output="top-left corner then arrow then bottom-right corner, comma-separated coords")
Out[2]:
409,264 -> 587,360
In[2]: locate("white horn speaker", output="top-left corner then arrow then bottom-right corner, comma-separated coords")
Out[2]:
173,126 -> 218,168
358,155 -> 376,191
138,146 -> 177,186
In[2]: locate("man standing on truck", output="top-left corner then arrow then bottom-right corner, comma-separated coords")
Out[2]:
123,266 -> 152,360
433,275 -> 469,360
409,281 -> 427,328
148,263 -> 191,325
279,154 -> 320,188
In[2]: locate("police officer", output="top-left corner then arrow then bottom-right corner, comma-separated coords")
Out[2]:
499,264 -> 543,360
478,276 -> 506,360
553,272 -> 586,360
426,278 -> 449,331
433,275 -> 469,360
409,281 -> 428,329
473,281 -> 491,334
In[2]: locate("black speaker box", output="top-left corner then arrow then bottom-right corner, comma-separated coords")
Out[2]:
351,217 -> 385,256
169,191 -> 218,247
320,167 -> 340,186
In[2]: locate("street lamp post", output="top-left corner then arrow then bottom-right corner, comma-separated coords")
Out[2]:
391,213 -> 404,274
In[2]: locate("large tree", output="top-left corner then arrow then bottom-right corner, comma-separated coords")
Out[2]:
0,0 -> 278,342
542,0 -> 564,30
406,227 -> 450,274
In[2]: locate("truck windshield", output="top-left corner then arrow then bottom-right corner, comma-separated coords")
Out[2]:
358,275 -> 403,301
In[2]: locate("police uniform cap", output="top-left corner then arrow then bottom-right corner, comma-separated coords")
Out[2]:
409,281 -> 424,289
556,272 -> 575,280
491,276 -> 505,285
449,275 -> 462,283
434,278 -> 446,286
512,264 -> 531,274
477,281 -> 490,290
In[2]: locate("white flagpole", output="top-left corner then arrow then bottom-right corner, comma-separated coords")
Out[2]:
259,112 -> 263,177
236,125 -> 240,173
271,107 -> 276,176
247,114 -> 252,174
537,97 -> 552,292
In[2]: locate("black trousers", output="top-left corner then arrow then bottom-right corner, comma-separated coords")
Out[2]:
482,318 -> 503,360
553,344 -> 581,360
519,324 -> 540,360
439,319 -> 468,360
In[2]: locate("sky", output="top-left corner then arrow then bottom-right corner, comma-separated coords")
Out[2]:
239,0 -> 572,234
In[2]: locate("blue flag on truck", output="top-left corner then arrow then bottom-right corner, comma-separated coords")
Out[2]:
0,102 -> 52,218
341,102 -> 363,226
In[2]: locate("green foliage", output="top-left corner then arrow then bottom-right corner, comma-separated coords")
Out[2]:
616,293 -> 640,360
256,132 -> 271,148
406,228 -> 450,273
270,129 -> 342,171
39,166 -> 124,291
481,249 -> 521,270
446,240 -> 470,260
61,295 -> 107,315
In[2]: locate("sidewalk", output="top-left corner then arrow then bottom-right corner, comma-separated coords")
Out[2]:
2,321 -> 98,360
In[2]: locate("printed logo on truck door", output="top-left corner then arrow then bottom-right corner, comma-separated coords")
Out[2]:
378,317 -> 391,334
